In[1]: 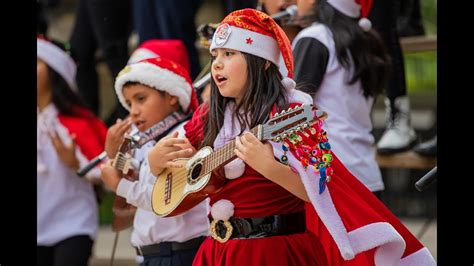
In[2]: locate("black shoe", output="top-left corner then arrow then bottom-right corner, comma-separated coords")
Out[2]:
413,136 -> 437,157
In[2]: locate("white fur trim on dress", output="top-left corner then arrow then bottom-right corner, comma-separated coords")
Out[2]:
223,159 -> 246,179
37,39 -> 77,91
271,140 -> 355,259
270,142 -> 436,264
211,199 -> 235,221
398,247 -> 436,266
114,62 -> 192,112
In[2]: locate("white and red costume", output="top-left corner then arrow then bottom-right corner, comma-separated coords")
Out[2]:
187,8 -> 435,266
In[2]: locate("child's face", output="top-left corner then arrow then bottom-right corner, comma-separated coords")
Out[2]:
262,0 -> 296,16
211,48 -> 248,104
296,0 -> 316,16
37,58 -> 50,96
122,83 -> 179,132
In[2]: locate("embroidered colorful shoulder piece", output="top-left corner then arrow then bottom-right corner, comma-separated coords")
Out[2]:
274,103 -> 333,194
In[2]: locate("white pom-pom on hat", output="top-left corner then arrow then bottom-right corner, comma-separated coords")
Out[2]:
224,159 -> 245,179
358,17 -> 372,32
210,199 -> 235,221
281,77 -> 296,91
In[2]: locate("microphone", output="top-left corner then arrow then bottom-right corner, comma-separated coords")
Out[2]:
271,5 -> 298,23
77,151 -> 107,177
415,166 -> 437,192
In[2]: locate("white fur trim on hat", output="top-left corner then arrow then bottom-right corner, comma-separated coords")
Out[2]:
210,199 -> 235,221
327,0 -> 361,18
114,62 -> 192,112
37,39 -> 77,91
210,24 -> 281,68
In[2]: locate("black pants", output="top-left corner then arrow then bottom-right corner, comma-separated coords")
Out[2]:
140,247 -> 200,266
69,0 -> 132,118
37,235 -> 93,266
369,0 -> 407,102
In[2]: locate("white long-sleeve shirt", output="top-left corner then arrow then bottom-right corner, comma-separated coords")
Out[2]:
116,122 -> 209,247
37,104 -> 98,245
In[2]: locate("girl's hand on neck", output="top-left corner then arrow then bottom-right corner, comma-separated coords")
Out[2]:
234,132 -> 276,173
148,131 -> 196,177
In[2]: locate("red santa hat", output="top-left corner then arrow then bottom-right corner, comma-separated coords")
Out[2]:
327,0 -> 373,31
209,8 -> 296,90
127,39 -> 191,73
114,57 -> 199,113
37,37 -> 77,91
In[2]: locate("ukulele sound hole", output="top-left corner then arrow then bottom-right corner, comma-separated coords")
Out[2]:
189,163 -> 203,184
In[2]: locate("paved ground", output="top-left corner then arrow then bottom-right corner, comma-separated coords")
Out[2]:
90,218 -> 437,265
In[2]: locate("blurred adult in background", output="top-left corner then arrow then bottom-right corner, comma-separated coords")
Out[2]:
132,0 -> 202,79
370,0 -> 418,154
69,0 -> 132,126
397,0 -> 425,37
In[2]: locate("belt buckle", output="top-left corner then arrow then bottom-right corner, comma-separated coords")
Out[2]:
210,219 -> 233,243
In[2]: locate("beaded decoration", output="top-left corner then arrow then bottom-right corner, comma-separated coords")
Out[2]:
278,109 -> 333,194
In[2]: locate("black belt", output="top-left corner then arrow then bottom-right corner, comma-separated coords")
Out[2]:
210,212 -> 306,243
135,236 -> 205,256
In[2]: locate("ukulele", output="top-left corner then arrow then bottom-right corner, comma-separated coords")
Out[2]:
109,112 -> 188,232
151,104 -> 326,217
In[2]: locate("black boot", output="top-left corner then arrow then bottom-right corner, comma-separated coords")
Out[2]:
413,135 -> 437,157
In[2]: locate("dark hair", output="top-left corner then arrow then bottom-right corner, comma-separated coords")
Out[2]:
46,40 -> 89,116
312,0 -> 391,98
201,53 -> 289,148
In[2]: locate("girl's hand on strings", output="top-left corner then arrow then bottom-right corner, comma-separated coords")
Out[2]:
148,131 -> 196,176
235,132 -> 275,174
100,160 -> 121,192
105,117 -> 133,159
49,130 -> 80,171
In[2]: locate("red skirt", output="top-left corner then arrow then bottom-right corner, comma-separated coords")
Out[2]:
192,231 -> 328,266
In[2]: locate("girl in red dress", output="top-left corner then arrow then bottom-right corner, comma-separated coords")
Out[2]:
148,8 -> 436,266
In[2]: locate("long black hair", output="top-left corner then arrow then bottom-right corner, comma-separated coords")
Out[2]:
46,40 -> 89,116
201,53 -> 289,148
312,0 -> 391,98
